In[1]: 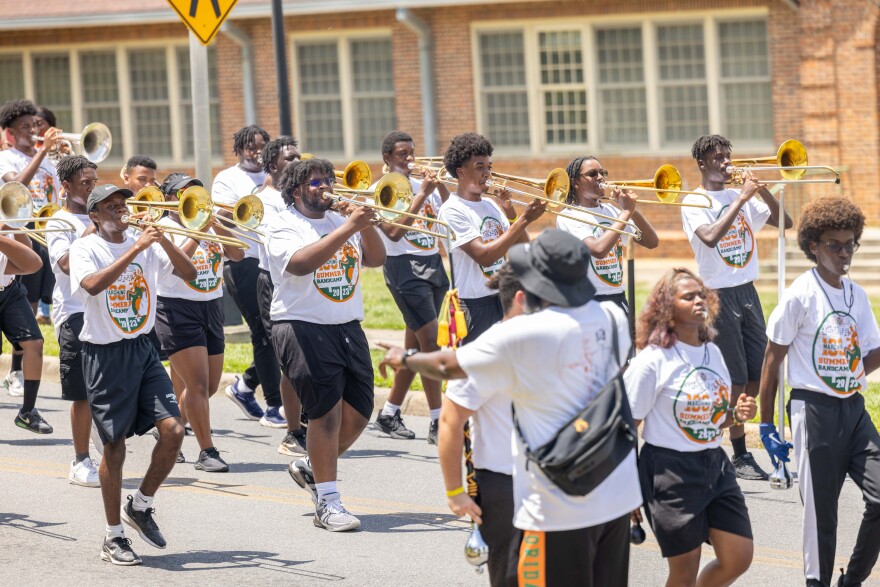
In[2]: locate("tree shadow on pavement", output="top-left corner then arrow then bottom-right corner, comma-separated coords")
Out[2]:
140,549 -> 346,580
352,512 -> 467,534
340,449 -> 437,463
209,428 -> 274,447
0,512 -> 77,541
0,438 -> 71,447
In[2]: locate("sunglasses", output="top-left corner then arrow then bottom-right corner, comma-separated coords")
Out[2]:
580,169 -> 608,179
304,177 -> 335,188
819,240 -> 859,254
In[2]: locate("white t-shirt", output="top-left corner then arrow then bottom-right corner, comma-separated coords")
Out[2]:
46,210 -> 90,337
680,188 -> 771,289
438,194 -> 510,299
556,203 -> 634,295
255,186 -> 288,271
445,351 -> 514,476
0,148 -> 60,208
155,217 -> 224,301
69,234 -> 171,344
266,208 -> 364,324
455,302 -> 641,532
625,342 -> 732,452
211,165 -> 266,261
369,176 -> 445,257
767,270 -> 880,398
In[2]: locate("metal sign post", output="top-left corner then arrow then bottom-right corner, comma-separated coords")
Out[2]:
189,33 -> 213,186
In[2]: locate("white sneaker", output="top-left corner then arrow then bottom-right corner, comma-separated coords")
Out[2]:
313,498 -> 361,532
69,457 -> 100,487
4,370 -> 23,397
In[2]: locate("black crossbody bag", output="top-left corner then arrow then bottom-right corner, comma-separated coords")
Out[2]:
512,309 -> 637,496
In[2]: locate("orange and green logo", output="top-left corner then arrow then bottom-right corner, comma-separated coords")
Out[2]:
185,240 -> 224,293
106,262 -> 150,333
314,238 -> 360,302
715,206 -> 754,268
478,216 -> 505,279
673,367 -> 729,443
812,311 -> 863,395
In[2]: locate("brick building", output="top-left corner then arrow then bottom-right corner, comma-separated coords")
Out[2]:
0,0 -> 869,257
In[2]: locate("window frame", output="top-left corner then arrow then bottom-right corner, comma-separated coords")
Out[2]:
289,29 -> 396,162
0,39 -> 222,167
471,9 -> 772,157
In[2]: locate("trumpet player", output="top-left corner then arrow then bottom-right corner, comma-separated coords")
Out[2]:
152,173 -> 244,473
684,134 -> 792,481
560,156 -> 658,314
268,158 -> 385,532
372,131 -> 450,444
68,184 -> 196,565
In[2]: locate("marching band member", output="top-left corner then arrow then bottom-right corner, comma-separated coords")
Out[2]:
759,196 -> 880,587
120,155 -> 158,193
0,99 -> 60,398
255,136 -> 306,456
560,156 -> 658,314
682,134 -> 792,481
47,155 -> 100,485
153,173 -> 244,473
626,268 -> 755,587
372,131 -> 450,444
34,106 -> 63,324
214,125 -> 287,428
438,264 -> 523,587
69,184 -> 196,565
437,132 -> 544,344
268,158 -> 385,532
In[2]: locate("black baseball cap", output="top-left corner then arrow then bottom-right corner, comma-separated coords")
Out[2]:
161,173 -> 204,196
86,184 -> 133,213
507,229 -> 596,308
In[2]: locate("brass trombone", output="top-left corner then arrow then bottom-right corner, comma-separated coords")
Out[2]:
125,186 -> 248,249
727,139 -> 841,184
600,165 -> 713,208
329,173 -> 455,241
33,122 -> 112,164
335,160 -> 372,190
213,195 -> 265,239
0,182 -> 76,246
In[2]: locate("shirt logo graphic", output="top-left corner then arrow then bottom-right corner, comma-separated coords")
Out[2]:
185,240 -> 224,293
478,216 -> 505,278
590,222 -> 623,287
812,311 -> 863,395
405,201 -> 437,250
673,367 -> 729,443
314,239 -> 359,302
106,262 -> 150,334
715,206 -> 754,268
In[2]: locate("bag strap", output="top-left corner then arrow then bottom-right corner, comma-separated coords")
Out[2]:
512,305 -> 622,459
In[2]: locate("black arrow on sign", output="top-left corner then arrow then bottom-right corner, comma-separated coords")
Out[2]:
189,0 -> 222,17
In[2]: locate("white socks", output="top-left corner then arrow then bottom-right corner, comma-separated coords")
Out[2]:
381,402 -> 401,417
132,489 -> 154,512
236,378 -> 254,394
430,408 -> 441,422
106,523 -> 125,540
316,481 -> 339,503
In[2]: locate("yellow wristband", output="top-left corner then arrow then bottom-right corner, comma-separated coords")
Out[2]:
446,486 -> 466,497
507,215 -> 518,224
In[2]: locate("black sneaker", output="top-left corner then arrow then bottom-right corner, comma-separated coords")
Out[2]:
101,536 -> 142,566
375,410 -> 416,440
176,450 -> 185,463
732,452 -> 769,481
278,430 -> 307,456
14,409 -> 53,434
121,495 -> 167,549
837,567 -> 861,587
427,419 -> 438,445
195,447 -> 229,473
288,458 -> 317,503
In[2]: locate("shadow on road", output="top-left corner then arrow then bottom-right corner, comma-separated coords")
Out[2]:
355,512 -> 467,534
140,549 -> 346,580
210,428 -> 275,447
0,438 -> 72,447
0,512 -> 77,541
341,448 -> 437,463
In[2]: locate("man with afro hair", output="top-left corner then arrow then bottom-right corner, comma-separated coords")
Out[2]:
759,196 -> 880,587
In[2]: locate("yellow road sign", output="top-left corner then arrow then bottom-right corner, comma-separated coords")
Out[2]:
166,0 -> 238,45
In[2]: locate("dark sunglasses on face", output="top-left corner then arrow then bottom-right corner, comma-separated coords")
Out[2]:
820,240 -> 859,254
580,169 -> 609,179
304,177 -> 335,188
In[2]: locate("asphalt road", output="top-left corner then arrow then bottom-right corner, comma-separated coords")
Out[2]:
1,383 -> 879,586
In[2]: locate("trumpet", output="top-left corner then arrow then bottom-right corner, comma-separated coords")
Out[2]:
727,139 -> 841,184
329,173 -> 455,241
126,186 -> 248,249
600,165 -> 712,208
213,195 -> 265,239
0,182 -> 76,246
33,122 -> 112,164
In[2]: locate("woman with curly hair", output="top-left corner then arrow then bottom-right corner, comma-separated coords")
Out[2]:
624,267 -> 756,586
758,196 -> 880,587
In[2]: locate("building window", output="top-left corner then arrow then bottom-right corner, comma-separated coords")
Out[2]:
0,43 -> 222,165
293,35 -> 396,159
475,13 -> 772,154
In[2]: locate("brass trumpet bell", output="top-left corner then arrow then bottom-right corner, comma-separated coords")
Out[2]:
336,160 -> 372,190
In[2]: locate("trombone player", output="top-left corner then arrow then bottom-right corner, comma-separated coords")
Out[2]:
560,156 -> 659,315
371,131 -> 450,445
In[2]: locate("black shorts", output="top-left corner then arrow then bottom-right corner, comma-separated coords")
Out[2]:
475,469 -> 521,587
713,282 -> 767,386
460,294 -> 503,345
256,269 -> 274,336
146,328 -> 168,362
383,254 -> 449,331
58,313 -> 87,401
273,320 -> 373,420
155,296 -> 225,356
83,334 -> 180,445
0,281 -> 43,343
18,239 -> 53,305
638,443 -> 753,558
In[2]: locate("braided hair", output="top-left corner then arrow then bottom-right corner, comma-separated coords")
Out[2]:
691,135 -> 732,163
261,136 -> 299,174
232,125 -> 270,157
564,156 -> 599,205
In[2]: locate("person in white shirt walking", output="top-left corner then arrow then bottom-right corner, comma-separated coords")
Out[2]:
381,230 -> 640,587
625,267 -> 756,587
47,155 -> 101,486
69,184 -> 197,565
268,158 -> 386,532
681,134 -> 792,481
759,196 -> 880,587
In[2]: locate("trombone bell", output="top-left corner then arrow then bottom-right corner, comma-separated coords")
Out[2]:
728,139 -> 840,184
336,160 -> 372,190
